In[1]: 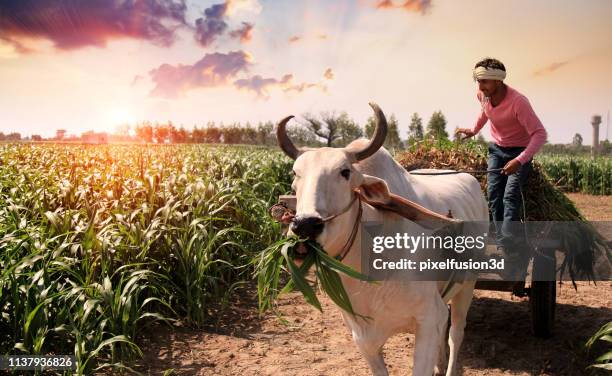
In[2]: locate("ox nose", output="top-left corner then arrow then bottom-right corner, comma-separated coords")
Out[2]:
290,215 -> 324,239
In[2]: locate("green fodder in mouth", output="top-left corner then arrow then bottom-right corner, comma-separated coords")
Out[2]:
255,237 -> 374,320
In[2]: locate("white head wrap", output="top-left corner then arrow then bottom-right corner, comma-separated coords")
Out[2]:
473,66 -> 506,81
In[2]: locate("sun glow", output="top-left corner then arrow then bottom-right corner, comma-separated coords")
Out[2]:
107,108 -> 135,129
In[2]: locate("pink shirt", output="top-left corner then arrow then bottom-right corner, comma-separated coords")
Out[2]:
471,85 -> 548,165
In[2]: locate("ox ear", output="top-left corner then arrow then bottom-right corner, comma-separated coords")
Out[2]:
358,175 -> 392,205
358,174 -> 463,230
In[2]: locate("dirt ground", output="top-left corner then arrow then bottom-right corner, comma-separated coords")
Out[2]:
565,193 -> 612,221
136,194 -> 612,376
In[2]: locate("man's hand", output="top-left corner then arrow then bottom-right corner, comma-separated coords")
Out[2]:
455,128 -> 476,140
502,158 -> 522,175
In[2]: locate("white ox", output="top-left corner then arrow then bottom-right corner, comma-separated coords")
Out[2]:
276,103 -> 489,376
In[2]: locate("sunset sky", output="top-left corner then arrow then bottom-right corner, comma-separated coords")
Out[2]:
1,0 -> 611,144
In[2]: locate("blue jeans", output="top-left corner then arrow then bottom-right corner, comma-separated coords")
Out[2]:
487,143 -> 532,253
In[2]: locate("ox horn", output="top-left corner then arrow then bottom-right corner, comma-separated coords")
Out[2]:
277,103 -> 387,160
276,115 -> 301,160
351,102 -> 388,161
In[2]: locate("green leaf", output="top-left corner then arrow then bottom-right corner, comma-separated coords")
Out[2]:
594,351 -> 612,363
590,363 -> 612,370
281,243 -> 321,312
311,242 -> 372,282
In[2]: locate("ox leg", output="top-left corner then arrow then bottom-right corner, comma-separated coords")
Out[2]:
446,282 -> 475,376
413,297 -> 448,376
434,306 -> 450,376
352,330 -> 389,376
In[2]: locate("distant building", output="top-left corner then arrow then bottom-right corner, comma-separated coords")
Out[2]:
31,135 -> 42,141
56,129 -> 66,140
81,131 -> 108,144
5,132 -> 21,141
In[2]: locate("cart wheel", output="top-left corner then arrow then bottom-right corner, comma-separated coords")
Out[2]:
530,249 -> 556,338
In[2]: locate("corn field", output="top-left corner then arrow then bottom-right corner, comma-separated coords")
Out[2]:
0,144 -> 292,374
538,155 -> 611,195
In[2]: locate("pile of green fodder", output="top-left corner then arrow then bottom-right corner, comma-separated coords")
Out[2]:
255,237 -> 372,319
396,139 -> 610,283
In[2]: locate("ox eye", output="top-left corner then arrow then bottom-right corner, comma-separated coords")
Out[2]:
340,168 -> 351,180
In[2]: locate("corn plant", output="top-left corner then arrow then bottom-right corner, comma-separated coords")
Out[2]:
538,155 -> 611,195
584,321 -> 612,371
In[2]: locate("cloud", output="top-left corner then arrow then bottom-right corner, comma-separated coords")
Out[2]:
131,75 -> 145,86
226,0 -> 262,16
533,61 -> 569,76
229,22 -> 254,43
402,0 -> 432,13
234,74 -> 292,98
374,0 -> 432,14
234,73 -> 326,98
0,0 -> 188,52
288,33 -> 330,44
376,0 -> 395,8
323,68 -> 334,80
194,2 -> 229,47
284,82 -> 326,94
194,1 -> 259,47
0,36 -> 32,54
149,51 -> 252,98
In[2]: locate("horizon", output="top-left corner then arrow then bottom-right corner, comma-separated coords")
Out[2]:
1,0 -> 611,144
3,114 -> 611,147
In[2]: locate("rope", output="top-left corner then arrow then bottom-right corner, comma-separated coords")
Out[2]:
321,192 -> 359,222
335,196 -> 363,262
408,168 -> 503,175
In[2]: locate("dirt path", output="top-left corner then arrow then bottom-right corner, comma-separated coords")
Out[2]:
565,193 -> 612,221
137,194 -> 612,375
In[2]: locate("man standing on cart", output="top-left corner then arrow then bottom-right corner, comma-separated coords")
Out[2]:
456,57 -> 548,280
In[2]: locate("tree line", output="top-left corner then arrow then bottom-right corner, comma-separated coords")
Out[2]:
113,110 -> 460,150
540,132 -> 612,155
7,113 -> 608,155
2,111 -> 461,149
